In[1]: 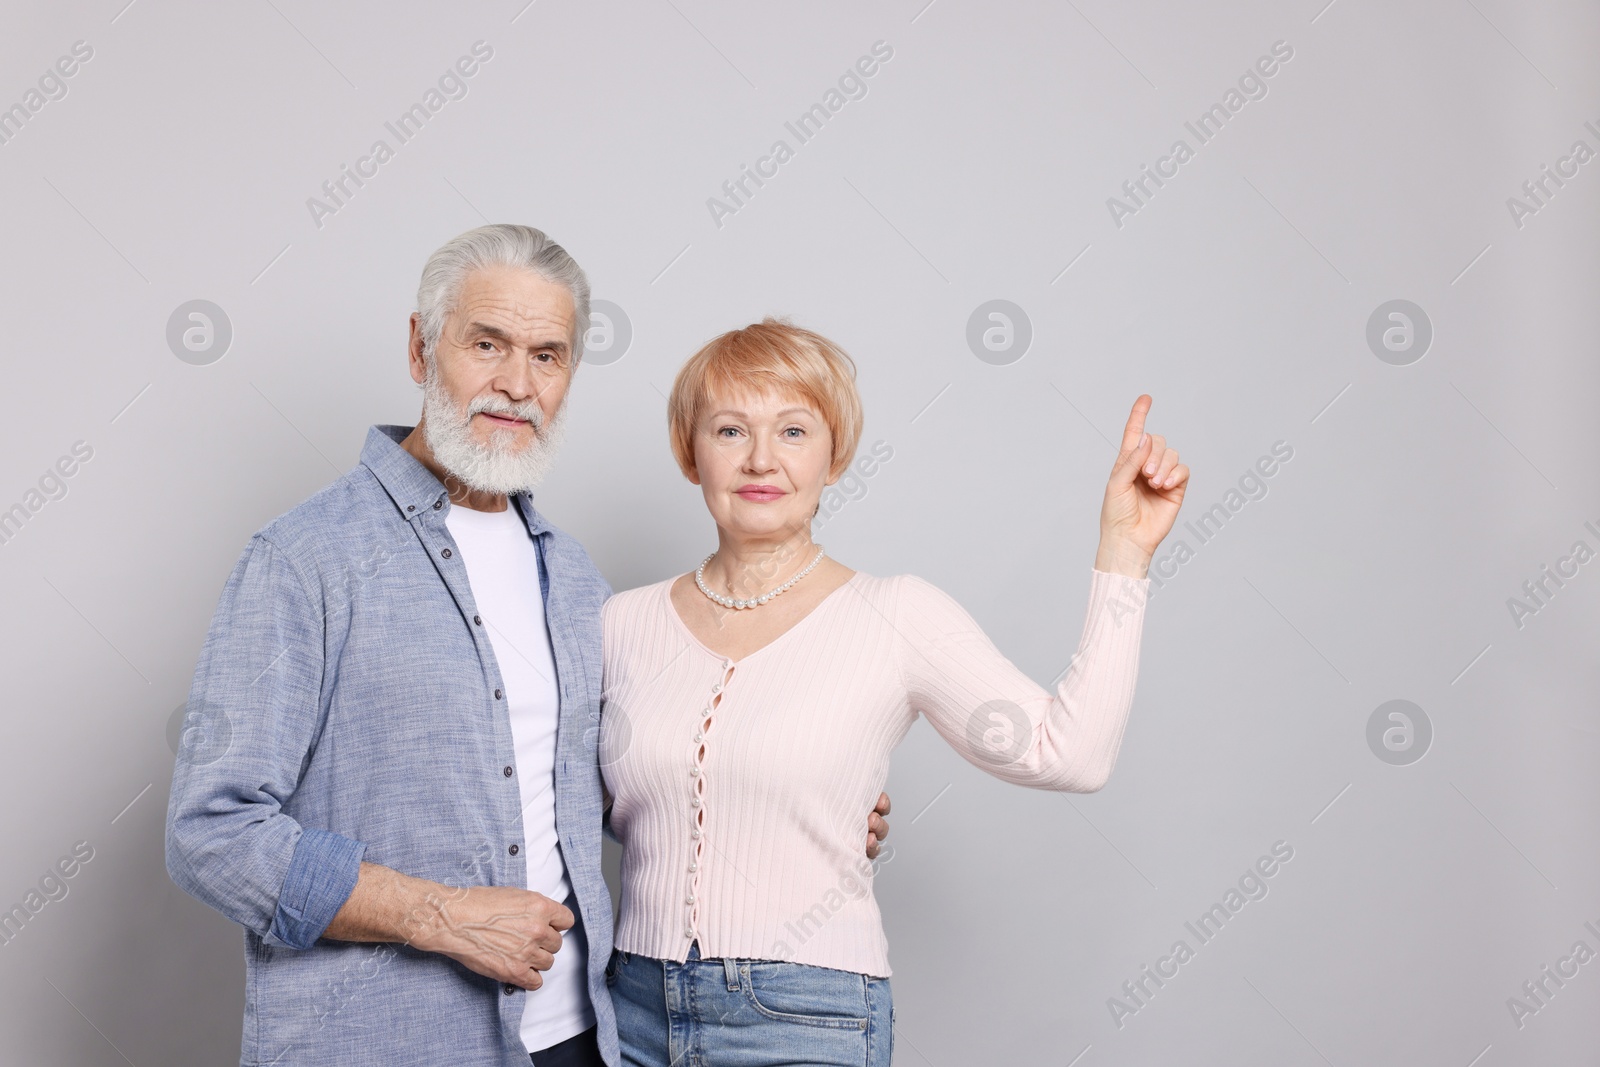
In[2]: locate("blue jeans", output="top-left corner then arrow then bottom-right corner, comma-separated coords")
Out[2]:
607,944 -> 894,1066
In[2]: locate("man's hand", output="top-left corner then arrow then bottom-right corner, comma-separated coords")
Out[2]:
866,791 -> 891,860
325,863 -> 573,990
408,885 -> 573,989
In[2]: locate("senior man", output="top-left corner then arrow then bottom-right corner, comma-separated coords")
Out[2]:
165,224 -> 891,1067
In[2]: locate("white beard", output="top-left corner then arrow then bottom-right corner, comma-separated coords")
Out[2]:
420,360 -> 569,495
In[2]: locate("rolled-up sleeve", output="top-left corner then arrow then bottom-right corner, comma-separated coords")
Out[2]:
165,533 -> 367,950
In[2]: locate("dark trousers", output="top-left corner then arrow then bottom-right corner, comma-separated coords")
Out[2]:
530,1025 -> 604,1067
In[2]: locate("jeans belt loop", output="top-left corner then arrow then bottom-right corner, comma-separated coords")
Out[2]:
723,956 -> 739,991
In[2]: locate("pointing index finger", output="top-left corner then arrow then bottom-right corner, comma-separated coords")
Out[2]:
1119,394 -> 1152,456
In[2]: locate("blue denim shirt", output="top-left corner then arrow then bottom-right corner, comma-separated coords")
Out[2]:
165,424 -> 618,1067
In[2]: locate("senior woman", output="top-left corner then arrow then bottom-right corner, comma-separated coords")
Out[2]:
598,319 -> 1187,1066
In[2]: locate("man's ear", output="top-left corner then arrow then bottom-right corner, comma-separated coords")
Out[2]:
407,313 -> 428,385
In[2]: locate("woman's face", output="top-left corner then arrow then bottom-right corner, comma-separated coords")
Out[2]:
691,385 -> 836,544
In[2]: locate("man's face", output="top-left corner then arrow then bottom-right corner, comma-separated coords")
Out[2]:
409,265 -> 578,494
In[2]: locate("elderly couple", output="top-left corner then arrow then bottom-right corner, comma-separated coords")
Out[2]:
165,224 -> 1189,1067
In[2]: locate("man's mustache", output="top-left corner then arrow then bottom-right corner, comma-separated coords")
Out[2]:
464,396 -> 546,428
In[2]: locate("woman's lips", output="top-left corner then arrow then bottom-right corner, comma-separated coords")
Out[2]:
736,487 -> 785,502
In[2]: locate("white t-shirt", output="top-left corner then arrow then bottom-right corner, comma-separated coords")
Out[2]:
445,499 -> 594,1052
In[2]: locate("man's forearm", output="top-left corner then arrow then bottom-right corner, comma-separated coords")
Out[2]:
322,861 -> 459,950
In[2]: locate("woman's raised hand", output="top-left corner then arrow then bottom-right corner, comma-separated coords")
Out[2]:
1096,394 -> 1188,577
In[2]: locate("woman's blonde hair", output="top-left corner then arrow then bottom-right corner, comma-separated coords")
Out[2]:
667,318 -> 863,481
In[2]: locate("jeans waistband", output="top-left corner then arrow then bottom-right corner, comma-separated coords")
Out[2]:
682,942 -> 741,988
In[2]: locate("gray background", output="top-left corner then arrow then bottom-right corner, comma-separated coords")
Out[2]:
1,0 -> 1596,1063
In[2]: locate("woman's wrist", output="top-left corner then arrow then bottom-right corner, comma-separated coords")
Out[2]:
1094,536 -> 1152,579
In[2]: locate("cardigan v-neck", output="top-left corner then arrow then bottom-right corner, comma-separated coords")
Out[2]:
660,571 -> 862,665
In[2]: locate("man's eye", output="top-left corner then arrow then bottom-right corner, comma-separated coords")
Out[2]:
476,341 -> 495,352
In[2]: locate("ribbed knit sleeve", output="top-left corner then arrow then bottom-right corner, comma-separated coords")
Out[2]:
893,568 -> 1150,792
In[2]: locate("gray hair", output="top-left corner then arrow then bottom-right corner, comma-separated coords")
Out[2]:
415,223 -> 591,366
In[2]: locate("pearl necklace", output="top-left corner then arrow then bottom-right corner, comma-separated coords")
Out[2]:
695,545 -> 826,610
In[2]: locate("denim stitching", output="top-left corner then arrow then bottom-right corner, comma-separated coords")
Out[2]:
737,962 -> 869,1030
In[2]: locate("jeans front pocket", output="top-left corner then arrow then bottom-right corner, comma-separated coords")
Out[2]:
739,960 -> 870,1030
604,948 -> 630,987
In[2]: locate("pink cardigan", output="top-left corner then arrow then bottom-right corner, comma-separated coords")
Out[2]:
598,567 -> 1149,977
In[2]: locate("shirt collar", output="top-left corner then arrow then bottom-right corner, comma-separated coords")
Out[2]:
359,424 -> 551,536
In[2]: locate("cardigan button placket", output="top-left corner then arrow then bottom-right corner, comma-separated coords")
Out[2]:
685,658 -> 735,944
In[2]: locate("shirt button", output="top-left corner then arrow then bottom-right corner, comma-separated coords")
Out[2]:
509,844 -> 519,856
502,983 -> 516,995
442,548 -> 453,559
688,862 -> 698,872
406,504 -> 415,512
684,929 -> 694,938
691,829 -> 701,839
474,615 -> 483,626
503,765 -> 514,777
711,683 -> 722,694
690,797 -> 700,807
434,500 -> 443,510
494,689 -> 503,700
685,894 -> 695,904
689,767 -> 699,777
694,732 -> 704,742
